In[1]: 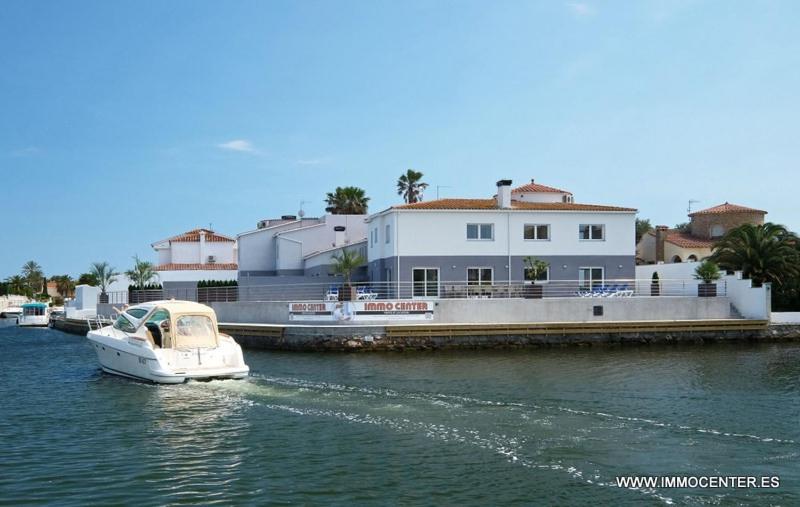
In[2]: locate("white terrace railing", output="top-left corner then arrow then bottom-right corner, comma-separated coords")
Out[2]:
103,278 -> 727,305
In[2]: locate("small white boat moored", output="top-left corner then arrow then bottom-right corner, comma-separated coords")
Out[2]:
1,306 -> 23,319
86,300 -> 249,384
17,303 -> 49,327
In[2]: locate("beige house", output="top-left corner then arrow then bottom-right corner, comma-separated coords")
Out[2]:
637,202 -> 766,264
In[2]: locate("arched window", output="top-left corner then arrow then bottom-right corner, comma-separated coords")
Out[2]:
687,255 -> 698,262
671,255 -> 683,263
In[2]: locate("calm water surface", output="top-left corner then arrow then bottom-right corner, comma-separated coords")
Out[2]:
1,319 -> 799,506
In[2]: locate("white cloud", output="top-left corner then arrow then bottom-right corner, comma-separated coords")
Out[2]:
567,2 -> 594,16
217,139 -> 257,153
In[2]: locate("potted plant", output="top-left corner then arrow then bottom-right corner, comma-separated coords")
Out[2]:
522,256 -> 549,299
694,260 -> 721,297
330,249 -> 366,301
650,272 -> 660,296
89,261 -> 119,304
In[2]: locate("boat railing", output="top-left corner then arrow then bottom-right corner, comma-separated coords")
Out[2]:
86,315 -> 115,331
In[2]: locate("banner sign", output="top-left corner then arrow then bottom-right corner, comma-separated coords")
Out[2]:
289,301 -> 434,322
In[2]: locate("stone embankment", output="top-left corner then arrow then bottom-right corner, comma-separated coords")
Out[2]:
220,320 -> 800,352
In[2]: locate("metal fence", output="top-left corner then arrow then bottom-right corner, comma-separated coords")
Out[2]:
104,279 -> 727,305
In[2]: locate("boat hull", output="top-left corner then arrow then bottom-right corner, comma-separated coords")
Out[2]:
87,328 -> 249,384
18,315 -> 50,327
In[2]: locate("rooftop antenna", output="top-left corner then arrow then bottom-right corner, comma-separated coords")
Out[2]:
298,200 -> 309,218
687,200 -> 700,213
436,185 -> 452,200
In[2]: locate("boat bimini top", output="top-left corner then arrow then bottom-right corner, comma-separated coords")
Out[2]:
22,303 -> 48,315
113,300 -> 221,350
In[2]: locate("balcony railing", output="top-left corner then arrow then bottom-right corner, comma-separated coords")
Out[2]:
102,278 -> 727,305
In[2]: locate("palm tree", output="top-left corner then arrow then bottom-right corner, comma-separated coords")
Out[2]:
89,261 -> 119,295
53,275 -> 76,298
709,223 -> 800,287
635,218 -> 653,243
5,275 -> 27,295
77,272 -> 99,286
325,186 -> 370,214
21,260 -> 44,293
125,255 -> 158,289
397,169 -> 428,203
330,248 -> 367,287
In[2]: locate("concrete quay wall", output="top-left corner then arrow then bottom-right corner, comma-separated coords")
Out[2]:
219,321 -> 800,352
212,297 -> 732,326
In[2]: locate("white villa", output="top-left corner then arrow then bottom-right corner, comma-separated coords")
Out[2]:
151,228 -> 239,286
237,214 -> 368,285
365,179 -> 637,296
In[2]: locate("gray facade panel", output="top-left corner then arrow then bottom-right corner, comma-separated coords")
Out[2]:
370,255 -> 636,283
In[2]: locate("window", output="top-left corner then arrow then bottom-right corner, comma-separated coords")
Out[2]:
113,315 -> 136,333
385,224 -> 391,243
524,224 -> 550,240
467,223 -> 494,240
147,309 -> 169,324
467,267 -> 493,285
710,225 -> 725,238
413,268 -> 439,297
524,266 -> 549,283
174,315 -> 217,349
578,267 -> 604,289
371,228 -> 378,246
126,308 -> 149,319
579,224 -> 604,240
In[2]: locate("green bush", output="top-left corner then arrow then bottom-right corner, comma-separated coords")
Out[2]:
694,261 -> 721,284
128,283 -> 163,291
197,280 -> 238,288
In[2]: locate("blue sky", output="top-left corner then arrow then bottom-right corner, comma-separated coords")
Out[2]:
1,0 -> 798,278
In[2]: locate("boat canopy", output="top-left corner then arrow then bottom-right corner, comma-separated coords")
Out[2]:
123,300 -> 220,349
22,303 -> 48,309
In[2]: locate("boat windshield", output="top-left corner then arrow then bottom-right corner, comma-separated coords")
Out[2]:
113,314 -> 136,333
173,314 -> 217,349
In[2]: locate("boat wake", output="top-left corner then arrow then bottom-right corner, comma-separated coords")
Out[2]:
250,374 -> 797,445
208,375 -> 681,504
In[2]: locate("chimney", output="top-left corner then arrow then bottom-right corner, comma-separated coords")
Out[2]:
199,230 -> 207,264
496,179 -> 512,208
655,225 -> 668,263
334,225 -> 346,247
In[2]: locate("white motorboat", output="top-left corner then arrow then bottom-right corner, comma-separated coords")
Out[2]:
0,306 -> 23,319
17,303 -> 49,327
86,300 -> 249,384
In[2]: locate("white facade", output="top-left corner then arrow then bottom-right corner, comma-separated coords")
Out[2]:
152,229 -> 237,266
0,295 -> 28,311
366,179 -> 637,286
151,228 -> 238,284
238,214 -> 368,283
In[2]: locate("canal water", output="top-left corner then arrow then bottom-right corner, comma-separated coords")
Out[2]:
2,320 -> 799,506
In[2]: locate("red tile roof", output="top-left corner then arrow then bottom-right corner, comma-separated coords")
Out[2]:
393,198 -> 635,212
512,180 -> 571,194
647,230 -> 715,248
688,202 -> 767,217
165,229 -> 235,243
156,263 -> 238,271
